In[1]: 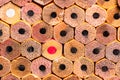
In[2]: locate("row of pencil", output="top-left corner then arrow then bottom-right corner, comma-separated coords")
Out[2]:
0,1 -> 120,27
1,56 -> 120,80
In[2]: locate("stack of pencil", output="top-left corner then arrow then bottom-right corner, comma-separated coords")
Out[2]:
0,0 -> 120,80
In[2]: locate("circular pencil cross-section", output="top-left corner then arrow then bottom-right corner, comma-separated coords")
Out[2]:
21,39 -> 41,60
0,21 -> 10,43
42,3 -> 64,25
96,23 -> 116,45
63,75 -> 81,80
22,74 -> 41,80
43,74 -> 61,80
75,0 -> 97,9
84,75 -> 102,80
107,6 -> 120,27
52,57 -> 73,78
0,39 -> 20,60
54,22 -> 74,44
21,3 -> 42,24
95,58 -> 115,79
11,0 -> 32,6
106,41 -> 120,62
73,57 -> 94,78
85,40 -> 105,62
97,0 -> 116,9
0,2 -> 20,24
75,22 -> 96,44
64,39 -> 84,61
1,73 -> 20,80
0,56 -> 10,77
31,57 -> 51,78
11,57 -> 31,78
32,21 -> 53,43
42,40 -> 62,60
33,0 -> 52,5
11,21 -> 31,42
64,5 -> 85,27
54,0 -> 74,8
86,5 -> 107,27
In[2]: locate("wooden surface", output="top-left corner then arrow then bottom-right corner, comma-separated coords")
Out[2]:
0,0 -> 120,80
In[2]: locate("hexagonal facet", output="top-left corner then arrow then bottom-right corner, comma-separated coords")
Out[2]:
0,2 -> 20,24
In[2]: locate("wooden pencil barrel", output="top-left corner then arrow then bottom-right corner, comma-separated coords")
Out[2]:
54,0 -> 74,8
33,0 -> 52,5
22,74 -> 41,80
95,58 -> 115,79
85,40 -> 105,62
32,21 -> 53,43
97,0 -> 117,9
1,73 -> 20,80
52,57 -> 73,78
21,3 -> 42,24
64,5 -> 85,27
0,2 -> 20,24
63,74 -> 81,80
31,57 -> 51,78
84,75 -> 102,80
11,21 -> 31,42
42,40 -> 62,60
42,74 -> 61,80
42,3 -> 64,25
64,39 -> 84,61
0,56 -> 10,77
107,6 -> 120,27
11,57 -> 31,78
0,39 -> 20,60
0,0 -> 10,6
0,21 -> 10,43
86,5 -> 107,27
106,41 -> 120,63
12,0 -> 32,7
96,23 -> 116,45
75,0 -> 97,9
21,38 -> 41,60
73,57 -> 94,78
54,22 -> 74,44
75,22 -> 96,44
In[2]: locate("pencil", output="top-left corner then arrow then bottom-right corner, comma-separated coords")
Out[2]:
63,74 -> 81,80
0,39 -> 20,60
21,3 -> 42,24
11,57 -> 31,78
54,22 -> 74,44
115,60 -> 120,77
22,74 -> 41,80
52,57 -> 73,78
1,73 -> 20,80
21,38 -> 41,60
64,39 -> 84,61
0,56 -> 10,77
42,74 -> 61,80
0,21 -> 10,43
31,57 -> 51,78
54,0 -> 74,8
74,57 -> 94,78
84,74 -> 102,80
64,5 -> 85,27
0,2 -> 20,24
86,5 -> 107,27
85,40 -> 105,62
0,0 -> 10,6
33,0 -> 52,5
11,20 -> 31,42
75,22 -> 96,44
42,3 -> 64,25
32,21 -> 53,43
42,40 -> 62,60
96,23 -> 116,45
95,58 -> 115,79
